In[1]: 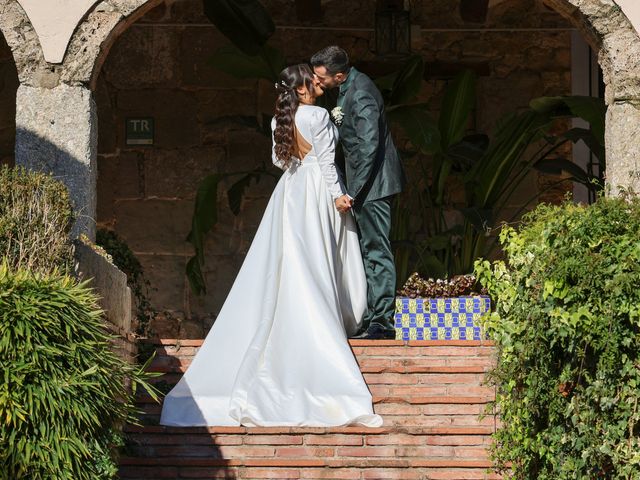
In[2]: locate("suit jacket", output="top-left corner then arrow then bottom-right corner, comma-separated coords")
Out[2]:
336,68 -> 405,204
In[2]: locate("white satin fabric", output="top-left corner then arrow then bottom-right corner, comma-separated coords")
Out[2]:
160,105 -> 382,427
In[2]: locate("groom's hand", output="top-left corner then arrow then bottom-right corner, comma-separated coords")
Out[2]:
335,195 -> 353,213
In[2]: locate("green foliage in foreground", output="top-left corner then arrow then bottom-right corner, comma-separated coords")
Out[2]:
475,196 -> 640,479
0,266 -> 158,480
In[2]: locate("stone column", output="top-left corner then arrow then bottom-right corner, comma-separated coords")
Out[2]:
605,101 -> 640,195
15,83 -> 97,240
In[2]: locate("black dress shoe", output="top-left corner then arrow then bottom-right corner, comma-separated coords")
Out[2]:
350,324 -> 396,340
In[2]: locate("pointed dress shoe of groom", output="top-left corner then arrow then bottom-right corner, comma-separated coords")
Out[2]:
350,323 -> 396,340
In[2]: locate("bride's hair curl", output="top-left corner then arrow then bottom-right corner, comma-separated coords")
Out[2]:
273,64 -> 315,168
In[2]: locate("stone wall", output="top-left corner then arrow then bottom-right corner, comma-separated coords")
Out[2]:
74,238 -> 137,363
95,0 -> 573,338
0,33 -> 17,166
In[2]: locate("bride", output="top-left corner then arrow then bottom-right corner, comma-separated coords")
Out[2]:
160,64 -> 382,428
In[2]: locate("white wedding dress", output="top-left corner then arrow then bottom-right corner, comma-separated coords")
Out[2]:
160,105 -> 382,427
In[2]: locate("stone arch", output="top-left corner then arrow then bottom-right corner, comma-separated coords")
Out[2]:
0,0 -> 164,87
544,0 -> 640,192
0,26 -> 18,166
74,0 -> 638,193
0,0 -> 640,240
0,0 -> 44,84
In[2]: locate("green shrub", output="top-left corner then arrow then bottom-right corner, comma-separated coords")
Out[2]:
0,165 -> 74,274
0,265 -> 157,480
475,196 -> 640,479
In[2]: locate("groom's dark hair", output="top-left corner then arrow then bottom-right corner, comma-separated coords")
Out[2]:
310,46 -> 350,75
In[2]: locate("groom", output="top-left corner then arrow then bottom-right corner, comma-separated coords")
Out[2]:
311,46 -> 405,340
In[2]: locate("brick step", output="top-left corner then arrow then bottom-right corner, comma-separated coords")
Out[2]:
147,358 -> 494,374
135,393 -> 494,406
135,416 -> 495,429
147,372 -> 490,390
119,465 -> 500,480
120,465 -> 500,480
121,339 -> 500,478
124,425 -> 495,435
120,456 -> 493,468
147,342 -> 496,375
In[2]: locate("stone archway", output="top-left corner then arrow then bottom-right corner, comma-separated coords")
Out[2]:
1,0 -> 640,237
0,0 -> 161,238
544,0 -> 640,193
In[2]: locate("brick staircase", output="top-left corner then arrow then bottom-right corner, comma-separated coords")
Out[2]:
119,339 -> 499,480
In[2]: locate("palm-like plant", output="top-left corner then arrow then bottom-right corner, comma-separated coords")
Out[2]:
381,57 -> 605,284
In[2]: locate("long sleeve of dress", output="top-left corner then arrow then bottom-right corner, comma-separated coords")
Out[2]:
310,109 -> 346,200
271,117 -> 286,171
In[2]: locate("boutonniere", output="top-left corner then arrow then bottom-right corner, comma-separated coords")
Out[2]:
330,106 -> 344,126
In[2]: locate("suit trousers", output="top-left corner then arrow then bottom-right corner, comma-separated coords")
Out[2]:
352,195 -> 396,332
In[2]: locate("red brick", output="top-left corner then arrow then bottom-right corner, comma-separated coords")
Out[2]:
242,458 -> 326,467
337,446 -> 396,457
361,469 -> 425,479
142,445 -> 222,457
325,458 -> 409,468
275,446 -> 335,457
410,396 -> 491,405
368,385 -> 391,397
396,445 -> 455,457
363,372 -> 418,384
426,435 -> 491,446
357,358 -> 401,373
405,365 -> 488,374
304,434 -> 363,446
373,403 -> 421,415
299,468 -> 361,479
329,427 -> 392,435
365,434 -> 424,446
384,415 -> 495,428
415,469 -> 500,479
218,445 -> 275,457
411,459 -> 493,468
244,435 -> 303,445
239,468 -> 301,479
419,373 -> 486,384
128,433 -> 243,446
447,385 -> 495,396
213,435 -> 245,445
176,466 -> 239,478
421,404 -> 485,415
386,386 -> 452,397
453,446 -> 491,458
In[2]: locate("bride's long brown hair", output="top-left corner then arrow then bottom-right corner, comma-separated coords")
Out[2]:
273,64 -> 315,168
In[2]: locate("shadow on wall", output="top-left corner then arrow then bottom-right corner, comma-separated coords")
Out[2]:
0,31 -> 17,167
122,343 -> 236,479
15,127 -> 95,238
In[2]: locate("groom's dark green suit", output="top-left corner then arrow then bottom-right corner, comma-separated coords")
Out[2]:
336,68 -> 405,333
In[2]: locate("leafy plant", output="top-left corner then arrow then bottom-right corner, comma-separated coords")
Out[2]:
0,265 -> 159,480
95,229 -> 152,336
186,166 -> 280,294
0,165 -> 74,274
475,195 -> 640,479
380,57 -> 606,284
204,0 -> 284,82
